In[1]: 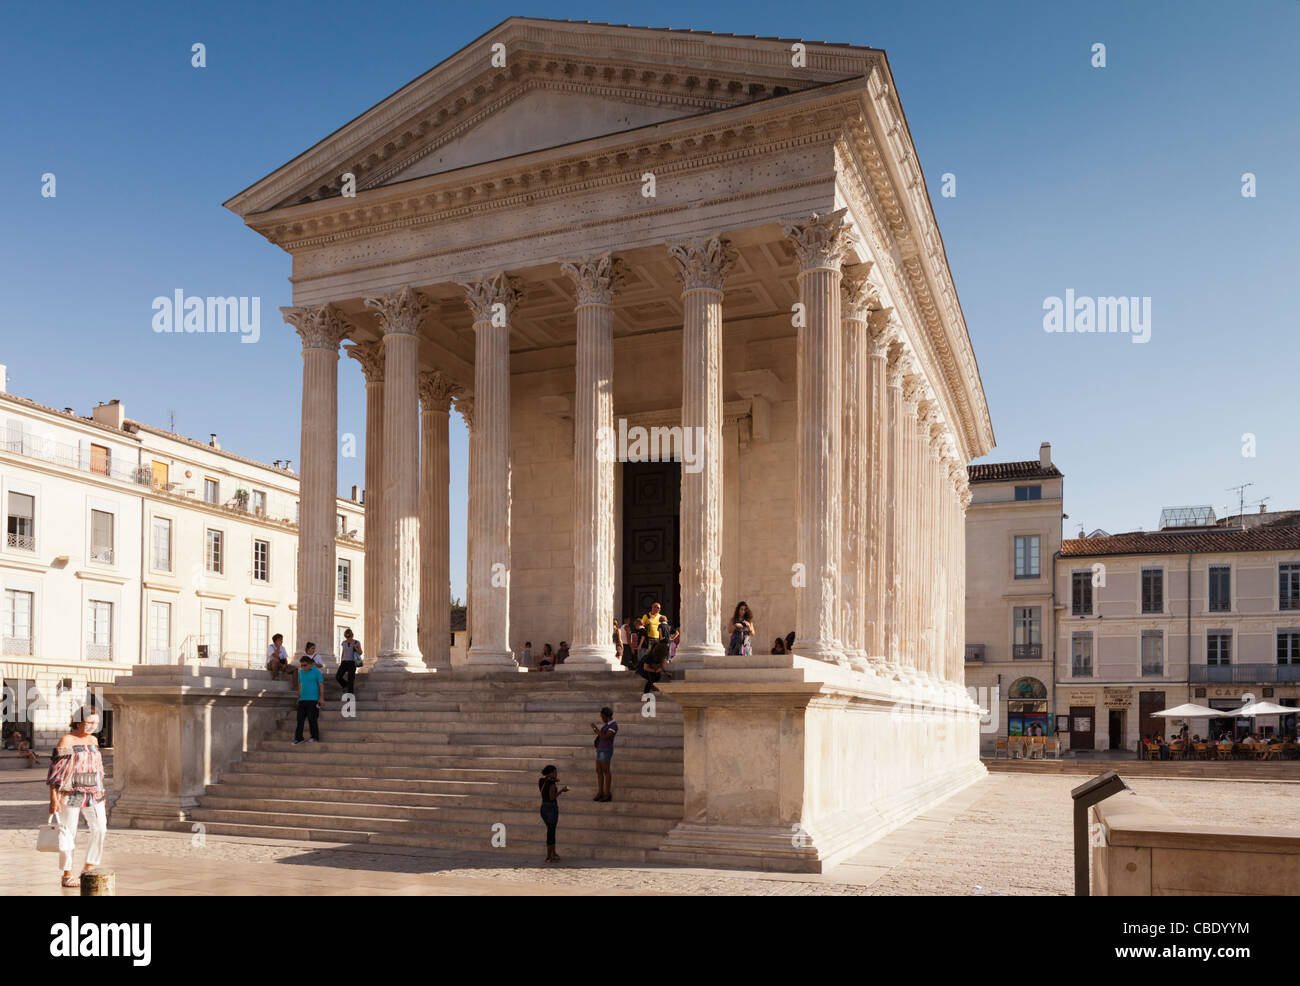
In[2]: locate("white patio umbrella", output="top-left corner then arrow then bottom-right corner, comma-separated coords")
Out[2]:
1225,700 -> 1297,717
1151,703 -> 1219,718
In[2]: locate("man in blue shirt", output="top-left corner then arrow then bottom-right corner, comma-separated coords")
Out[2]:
293,651 -> 324,745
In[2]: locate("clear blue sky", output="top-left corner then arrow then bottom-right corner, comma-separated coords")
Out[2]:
4,1 -> 1297,599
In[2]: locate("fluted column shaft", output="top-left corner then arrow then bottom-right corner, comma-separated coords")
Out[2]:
786,213 -> 854,664
347,343 -> 384,660
419,373 -> 459,670
840,269 -> 871,671
865,310 -> 894,668
900,377 -> 922,674
284,306 -> 347,663
455,398 -> 475,650
563,255 -> 622,668
364,288 -> 425,671
884,350 -> 905,673
668,238 -> 732,664
462,273 -> 522,666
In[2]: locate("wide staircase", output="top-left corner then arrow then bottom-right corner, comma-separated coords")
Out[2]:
178,670 -> 686,862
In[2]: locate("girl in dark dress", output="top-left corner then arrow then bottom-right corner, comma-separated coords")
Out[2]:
538,765 -> 569,863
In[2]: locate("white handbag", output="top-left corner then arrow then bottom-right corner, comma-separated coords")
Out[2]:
37,813 -> 60,852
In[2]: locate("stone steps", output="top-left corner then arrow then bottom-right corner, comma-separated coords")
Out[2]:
228,759 -> 685,787
187,806 -> 669,848
170,818 -> 671,862
191,673 -> 687,862
199,790 -> 683,820
211,776 -> 684,804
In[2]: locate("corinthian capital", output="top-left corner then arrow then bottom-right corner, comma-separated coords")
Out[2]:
364,286 -> 427,337
783,209 -> 856,272
901,371 -> 925,411
344,340 -> 385,383
282,305 -> 350,352
453,395 -> 474,430
460,272 -> 524,324
561,253 -> 625,307
866,306 -> 898,357
840,263 -> 880,320
667,236 -> 735,292
885,342 -> 909,389
419,370 -> 462,413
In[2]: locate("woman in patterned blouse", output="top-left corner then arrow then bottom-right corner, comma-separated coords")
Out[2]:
46,706 -> 107,888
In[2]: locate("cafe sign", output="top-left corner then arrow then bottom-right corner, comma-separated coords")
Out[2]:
1103,688 -> 1131,709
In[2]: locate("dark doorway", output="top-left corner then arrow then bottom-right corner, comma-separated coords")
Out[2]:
620,461 -> 681,628
1138,691 -> 1165,741
1108,709 -> 1125,750
1070,706 -> 1095,752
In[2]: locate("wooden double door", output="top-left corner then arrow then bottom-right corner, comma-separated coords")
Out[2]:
620,461 -> 681,627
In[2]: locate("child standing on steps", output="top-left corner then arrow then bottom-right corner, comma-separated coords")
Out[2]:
538,765 -> 568,863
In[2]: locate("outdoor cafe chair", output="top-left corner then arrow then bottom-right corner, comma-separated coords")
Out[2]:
1193,742 -> 1210,760
994,739 -> 1008,759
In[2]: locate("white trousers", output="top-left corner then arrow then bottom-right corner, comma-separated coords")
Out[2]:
57,800 -> 106,872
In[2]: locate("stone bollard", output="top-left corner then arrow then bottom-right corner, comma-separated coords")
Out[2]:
80,871 -> 116,896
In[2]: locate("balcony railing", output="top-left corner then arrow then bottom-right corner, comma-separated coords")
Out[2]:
2,436 -> 154,486
2,636 -> 33,656
89,546 -> 115,564
1191,663 -> 1300,684
1012,643 -> 1042,659
5,532 -> 34,552
85,642 -> 113,662
965,644 -> 985,662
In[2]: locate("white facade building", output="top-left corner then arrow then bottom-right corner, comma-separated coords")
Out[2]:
0,369 -> 365,746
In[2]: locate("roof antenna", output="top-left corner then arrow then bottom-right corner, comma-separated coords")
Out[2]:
1226,482 -> 1254,529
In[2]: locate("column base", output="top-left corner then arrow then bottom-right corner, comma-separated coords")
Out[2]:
372,651 -> 430,673
466,647 -> 523,670
560,646 -> 625,671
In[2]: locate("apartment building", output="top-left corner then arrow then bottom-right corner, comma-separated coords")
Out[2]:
0,366 -> 365,746
964,443 -> 1064,752
1055,507 -> 1300,752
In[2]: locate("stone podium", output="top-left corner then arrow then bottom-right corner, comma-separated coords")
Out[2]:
103,666 -> 294,828
659,657 -> 985,872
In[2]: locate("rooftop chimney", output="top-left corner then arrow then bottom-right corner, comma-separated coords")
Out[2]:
209,433 -> 220,450
1039,442 -> 1052,469
91,399 -> 126,430
1260,504 -> 1268,514
351,485 -> 360,501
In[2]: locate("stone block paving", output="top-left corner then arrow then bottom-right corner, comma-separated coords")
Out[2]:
2,772 -> 1293,896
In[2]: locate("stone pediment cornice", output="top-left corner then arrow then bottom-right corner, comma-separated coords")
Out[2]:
250,80 -> 867,252
834,66 -> 994,462
226,16 -> 883,217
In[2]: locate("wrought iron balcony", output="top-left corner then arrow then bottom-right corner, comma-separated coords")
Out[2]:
1012,643 -> 1042,659
85,642 -> 113,662
1190,663 -> 1300,684
89,546 -> 114,564
965,644 -> 985,662
2,636 -> 32,656
5,532 -> 34,551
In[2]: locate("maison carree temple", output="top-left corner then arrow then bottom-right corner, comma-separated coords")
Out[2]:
112,17 -> 998,871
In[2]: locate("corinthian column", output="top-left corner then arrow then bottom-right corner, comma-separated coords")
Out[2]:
419,371 -> 460,670
460,273 -> 523,667
667,237 -> 734,666
884,344 -> 907,676
900,361 -> 924,678
865,307 -> 897,672
840,266 -> 875,673
454,396 -> 474,650
785,210 -> 855,665
282,305 -> 348,664
562,254 -> 623,669
363,287 -> 426,672
346,340 -> 384,663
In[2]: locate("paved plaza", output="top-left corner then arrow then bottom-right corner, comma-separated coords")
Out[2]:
2,771 -> 1293,896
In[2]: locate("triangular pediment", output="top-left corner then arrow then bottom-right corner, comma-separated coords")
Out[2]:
225,17 -> 880,217
382,85 -> 698,185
